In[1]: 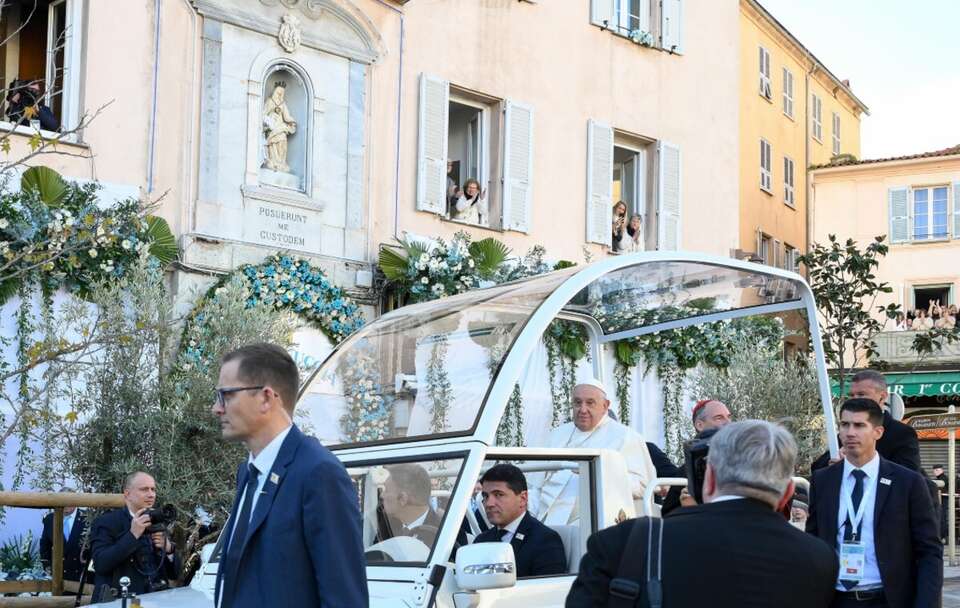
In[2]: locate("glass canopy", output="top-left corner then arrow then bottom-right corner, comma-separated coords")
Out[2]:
297,257 -> 808,449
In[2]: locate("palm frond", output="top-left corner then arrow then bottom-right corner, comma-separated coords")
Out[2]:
468,237 -> 510,278
378,246 -> 410,282
21,166 -> 67,206
145,215 -> 179,266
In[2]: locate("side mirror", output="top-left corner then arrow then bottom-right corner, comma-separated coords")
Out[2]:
455,542 -> 517,591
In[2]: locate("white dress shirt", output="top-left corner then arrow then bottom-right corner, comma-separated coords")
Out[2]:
497,513 -> 526,544
835,452 -> 882,590
229,424 -> 292,545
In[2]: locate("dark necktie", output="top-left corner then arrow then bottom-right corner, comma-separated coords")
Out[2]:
224,464 -> 260,576
840,469 -> 867,590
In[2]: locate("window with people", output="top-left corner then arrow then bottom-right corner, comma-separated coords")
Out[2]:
1,0 -> 78,133
899,292 -> 957,332
417,74 -> 533,233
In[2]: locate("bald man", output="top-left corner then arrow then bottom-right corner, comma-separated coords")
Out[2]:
530,381 -> 656,525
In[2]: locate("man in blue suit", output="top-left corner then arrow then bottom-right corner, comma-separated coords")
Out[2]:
473,463 -> 567,577
807,398 -> 941,608
213,343 -> 368,608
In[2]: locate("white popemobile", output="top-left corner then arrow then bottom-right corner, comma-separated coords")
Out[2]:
101,252 -> 840,608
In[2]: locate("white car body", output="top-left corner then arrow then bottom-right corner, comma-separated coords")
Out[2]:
99,252 -> 837,608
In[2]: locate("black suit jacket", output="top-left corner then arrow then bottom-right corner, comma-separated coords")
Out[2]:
40,510 -> 88,581
89,508 -> 181,603
807,457 -> 942,608
812,411 -> 921,473
567,498 -> 838,608
475,512 -> 567,578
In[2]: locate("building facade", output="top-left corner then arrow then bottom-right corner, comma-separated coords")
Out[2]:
811,146 -> 960,465
1,0 -> 743,320
738,0 -> 867,271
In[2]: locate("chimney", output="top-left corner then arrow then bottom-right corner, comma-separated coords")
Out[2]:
841,79 -> 850,88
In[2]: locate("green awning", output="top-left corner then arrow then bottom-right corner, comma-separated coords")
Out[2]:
831,371 -> 960,398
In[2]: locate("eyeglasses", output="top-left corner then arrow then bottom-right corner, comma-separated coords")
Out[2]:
214,386 -> 265,408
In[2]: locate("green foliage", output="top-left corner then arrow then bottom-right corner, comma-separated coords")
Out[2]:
144,215 -> 178,266
0,532 -> 42,575
468,237 -> 510,279
799,235 -> 900,396
54,262 -> 299,568
690,345 -> 826,472
0,167 -> 178,305
21,166 -> 67,206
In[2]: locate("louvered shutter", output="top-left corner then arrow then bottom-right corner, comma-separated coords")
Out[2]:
661,0 -> 683,52
501,100 -> 534,233
586,120 -> 614,245
416,74 -> 449,214
657,141 -> 682,250
953,182 -> 960,238
591,0 -> 615,27
888,187 -> 910,243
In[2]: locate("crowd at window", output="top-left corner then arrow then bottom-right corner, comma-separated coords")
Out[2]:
895,301 -> 958,331
611,200 -> 644,253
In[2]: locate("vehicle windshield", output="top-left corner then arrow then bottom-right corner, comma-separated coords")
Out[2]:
298,268 -> 576,447
347,455 -> 467,566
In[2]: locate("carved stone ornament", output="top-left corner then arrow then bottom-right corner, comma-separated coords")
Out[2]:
278,13 -> 303,53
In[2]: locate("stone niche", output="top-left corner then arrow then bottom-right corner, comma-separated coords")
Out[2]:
190,0 -> 384,266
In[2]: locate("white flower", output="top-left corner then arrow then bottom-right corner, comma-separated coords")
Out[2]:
121,239 -> 132,250
421,277 -> 429,284
468,259 -> 475,268
88,248 -> 98,258
0,218 -> 8,230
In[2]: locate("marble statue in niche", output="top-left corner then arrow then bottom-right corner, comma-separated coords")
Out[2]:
263,82 -> 297,173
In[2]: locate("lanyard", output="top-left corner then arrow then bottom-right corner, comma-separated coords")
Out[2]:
840,470 -> 873,541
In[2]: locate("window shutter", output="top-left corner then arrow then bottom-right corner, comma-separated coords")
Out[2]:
954,182 -> 960,238
661,0 -> 683,53
501,100 -> 534,233
591,0 -> 615,27
773,239 -> 782,268
416,73 -> 449,215
586,119 -> 614,245
657,141 -> 682,250
888,186 -> 909,243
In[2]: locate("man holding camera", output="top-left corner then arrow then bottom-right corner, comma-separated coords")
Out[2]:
89,471 -> 180,603
567,421 -> 838,608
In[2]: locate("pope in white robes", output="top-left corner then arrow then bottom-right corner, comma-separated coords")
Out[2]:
529,380 -> 656,525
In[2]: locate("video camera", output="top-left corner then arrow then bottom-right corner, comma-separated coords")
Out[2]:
144,504 -> 177,534
683,428 -> 719,504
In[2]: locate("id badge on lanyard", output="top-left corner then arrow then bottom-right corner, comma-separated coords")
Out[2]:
839,477 -> 872,583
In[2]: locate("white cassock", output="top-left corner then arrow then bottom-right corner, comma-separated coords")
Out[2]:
530,415 -> 656,525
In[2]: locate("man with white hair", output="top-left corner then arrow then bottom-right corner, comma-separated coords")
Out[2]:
567,421 -> 838,607
530,380 -> 655,525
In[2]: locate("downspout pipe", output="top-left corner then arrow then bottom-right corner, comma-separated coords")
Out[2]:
371,0 -> 404,241
804,58 -> 818,264
147,0 -> 163,193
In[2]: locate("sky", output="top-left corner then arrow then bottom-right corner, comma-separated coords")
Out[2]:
758,0 -> 960,160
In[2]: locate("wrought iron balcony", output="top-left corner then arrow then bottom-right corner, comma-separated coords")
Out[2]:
873,330 -> 960,365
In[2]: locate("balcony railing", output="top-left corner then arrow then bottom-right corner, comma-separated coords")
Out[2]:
873,330 -> 960,365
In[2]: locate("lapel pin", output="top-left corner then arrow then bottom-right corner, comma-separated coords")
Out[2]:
270,473 -> 280,484
515,533 -> 525,541
880,478 -> 892,485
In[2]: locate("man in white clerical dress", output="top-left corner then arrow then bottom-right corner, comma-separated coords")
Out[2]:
530,380 -> 656,525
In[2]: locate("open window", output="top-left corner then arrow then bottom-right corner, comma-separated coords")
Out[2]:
590,0 -> 682,53
417,74 -> 533,232
913,284 -> 953,312
0,0 -> 81,133
587,121 -> 679,251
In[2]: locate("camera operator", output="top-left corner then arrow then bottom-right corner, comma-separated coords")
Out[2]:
5,79 -> 60,132
89,471 -> 180,603
566,420 -> 838,608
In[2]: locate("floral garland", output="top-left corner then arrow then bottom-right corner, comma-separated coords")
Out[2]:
338,339 -> 391,443
425,333 -> 452,434
180,254 -> 365,372
486,325 -> 525,447
543,320 -> 588,427
0,170 -> 167,304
